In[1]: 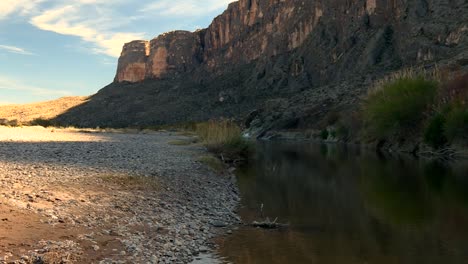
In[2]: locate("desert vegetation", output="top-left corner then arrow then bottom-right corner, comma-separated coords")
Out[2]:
362,69 -> 468,152
195,119 -> 252,162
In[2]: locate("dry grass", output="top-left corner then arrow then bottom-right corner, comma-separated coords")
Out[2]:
368,66 -> 444,95
196,120 -> 242,146
195,119 -> 252,161
176,131 -> 198,137
197,155 -> 224,173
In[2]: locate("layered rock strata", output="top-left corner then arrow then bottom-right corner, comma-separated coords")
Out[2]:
115,0 -> 467,83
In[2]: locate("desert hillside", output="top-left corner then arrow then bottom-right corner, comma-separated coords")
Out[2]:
0,96 -> 88,125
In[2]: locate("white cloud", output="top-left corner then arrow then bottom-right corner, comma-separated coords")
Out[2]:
1,0 -> 235,58
0,0 -> 142,57
141,0 -> 234,16
0,45 -> 34,55
0,75 -> 71,97
30,2 -> 145,57
0,0 -> 44,19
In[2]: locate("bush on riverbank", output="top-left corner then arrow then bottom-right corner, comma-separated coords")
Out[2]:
196,119 -> 252,162
444,103 -> 468,142
363,74 -> 438,137
424,113 -> 447,149
362,70 -> 468,150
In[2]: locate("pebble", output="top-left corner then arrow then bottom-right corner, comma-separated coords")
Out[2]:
0,127 -> 240,263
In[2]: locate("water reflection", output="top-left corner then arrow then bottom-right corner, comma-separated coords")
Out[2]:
218,142 -> 468,264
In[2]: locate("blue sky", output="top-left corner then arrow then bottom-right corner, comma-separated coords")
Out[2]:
0,0 -> 234,105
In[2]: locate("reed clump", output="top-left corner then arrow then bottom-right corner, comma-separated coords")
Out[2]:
196,119 -> 252,162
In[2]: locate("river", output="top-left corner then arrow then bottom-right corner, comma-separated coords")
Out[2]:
213,141 -> 468,264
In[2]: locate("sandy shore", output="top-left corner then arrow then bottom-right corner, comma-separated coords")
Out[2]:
0,127 -> 239,263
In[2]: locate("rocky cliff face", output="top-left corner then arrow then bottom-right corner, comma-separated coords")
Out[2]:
57,0 -> 467,130
115,40 -> 149,82
115,0 -> 326,81
115,31 -> 203,82
115,0 -> 467,83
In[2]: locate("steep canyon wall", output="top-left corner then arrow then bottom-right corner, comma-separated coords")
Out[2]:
56,0 -> 467,129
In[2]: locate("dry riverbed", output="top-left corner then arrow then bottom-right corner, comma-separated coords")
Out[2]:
0,127 -> 239,264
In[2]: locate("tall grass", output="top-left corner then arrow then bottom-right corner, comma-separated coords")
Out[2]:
196,119 -> 251,161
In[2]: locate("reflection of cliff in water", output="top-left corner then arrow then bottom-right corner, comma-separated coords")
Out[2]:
218,142 -> 468,264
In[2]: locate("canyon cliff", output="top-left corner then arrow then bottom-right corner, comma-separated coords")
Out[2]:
56,0 -> 468,134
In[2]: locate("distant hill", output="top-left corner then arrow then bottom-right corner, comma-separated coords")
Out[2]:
0,96 -> 88,125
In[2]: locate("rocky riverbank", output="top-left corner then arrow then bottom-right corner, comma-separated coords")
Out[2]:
0,127 -> 239,264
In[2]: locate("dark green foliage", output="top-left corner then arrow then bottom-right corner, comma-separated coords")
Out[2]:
444,103 -> 468,142
364,77 -> 438,136
336,125 -> 350,140
424,114 -> 447,149
320,129 -> 329,140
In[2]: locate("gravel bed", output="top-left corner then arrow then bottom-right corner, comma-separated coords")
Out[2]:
0,127 -> 239,264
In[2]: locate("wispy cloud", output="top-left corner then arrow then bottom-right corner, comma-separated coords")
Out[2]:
1,0 -> 234,58
0,45 -> 34,55
30,2 -> 145,57
0,0 -> 44,20
0,75 -> 71,97
141,0 -> 234,16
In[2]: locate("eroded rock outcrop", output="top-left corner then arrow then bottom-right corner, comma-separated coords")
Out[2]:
115,32 -> 203,82
146,31 -> 203,79
115,40 -> 149,83
115,0 -> 327,81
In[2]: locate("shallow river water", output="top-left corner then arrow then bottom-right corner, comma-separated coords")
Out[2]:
215,142 -> 468,264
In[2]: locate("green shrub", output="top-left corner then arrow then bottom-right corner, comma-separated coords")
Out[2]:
363,77 -> 438,136
424,113 -> 447,149
320,129 -> 329,140
444,103 -> 468,142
